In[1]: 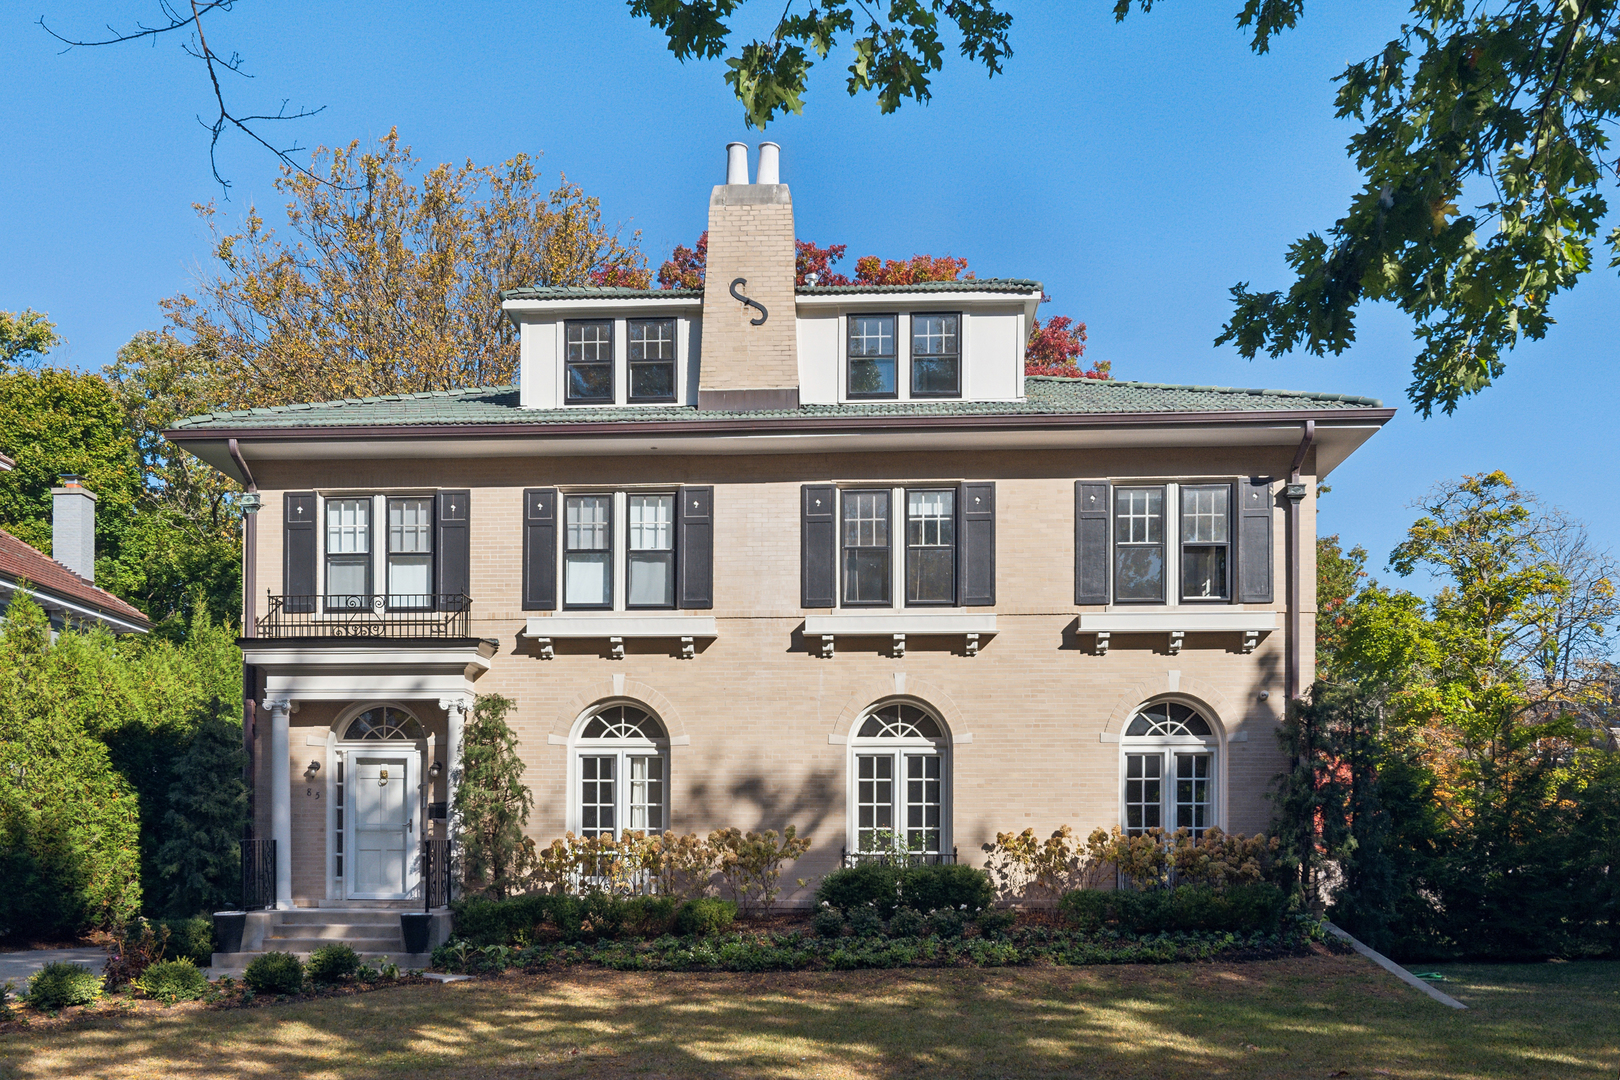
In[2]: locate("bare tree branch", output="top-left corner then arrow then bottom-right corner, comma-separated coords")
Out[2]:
38,0 -> 344,193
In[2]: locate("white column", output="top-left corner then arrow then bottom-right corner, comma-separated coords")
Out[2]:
264,697 -> 294,909
440,695 -> 469,843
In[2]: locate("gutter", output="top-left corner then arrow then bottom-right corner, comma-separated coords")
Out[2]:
166,407 -> 1395,445
0,578 -> 150,635
1284,420 -> 1315,701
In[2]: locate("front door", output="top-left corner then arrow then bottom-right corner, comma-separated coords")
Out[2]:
349,754 -> 417,900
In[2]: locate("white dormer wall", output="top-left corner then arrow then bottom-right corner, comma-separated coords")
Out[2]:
794,294 -> 1035,406
508,298 -> 704,410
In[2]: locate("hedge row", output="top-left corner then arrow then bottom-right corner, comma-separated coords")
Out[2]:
1059,883 -> 1290,935
816,863 -> 995,917
434,920 -> 1332,974
452,894 -> 737,946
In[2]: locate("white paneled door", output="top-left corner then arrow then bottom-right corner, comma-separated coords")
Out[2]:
349,755 -> 417,900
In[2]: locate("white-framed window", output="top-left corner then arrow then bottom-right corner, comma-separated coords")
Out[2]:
565,319 -> 615,403
386,497 -> 433,610
573,704 -> 668,838
564,493 -> 613,608
910,312 -> 961,398
627,318 -> 677,403
325,497 -> 372,609
849,702 -> 949,856
905,488 -> 955,605
1180,484 -> 1231,601
1113,486 -> 1164,603
842,489 -> 892,605
1109,482 -> 1238,606
1120,701 -> 1217,838
626,493 -> 675,608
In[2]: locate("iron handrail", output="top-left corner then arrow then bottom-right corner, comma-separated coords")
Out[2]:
255,593 -> 471,639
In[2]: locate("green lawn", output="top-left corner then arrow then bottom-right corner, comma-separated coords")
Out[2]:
2,954 -> 1615,1079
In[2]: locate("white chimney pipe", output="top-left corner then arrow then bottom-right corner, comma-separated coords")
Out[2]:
725,142 -> 750,185
756,142 -> 780,185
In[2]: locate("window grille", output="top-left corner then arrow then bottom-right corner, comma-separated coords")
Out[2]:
564,494 -> 612,607
1180,485 -> 1231,600
847,315 -> 897,397
910,313 -> 960,397
565,320 -> 614,403
1113,486 -> 1165,602
906,489 -> 955,604
628,318 -> 677,402
842,489 -> 891,605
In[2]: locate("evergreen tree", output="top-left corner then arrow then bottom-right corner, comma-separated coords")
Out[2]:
453,695 -> 534,900
156,697 -> 247,917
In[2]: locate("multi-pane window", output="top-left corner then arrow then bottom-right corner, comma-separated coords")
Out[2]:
627,493 -> 675,608
575,706 -> 667,840
1180,485 -> 1230,601
325,498 -> 371,608
1122,702 -> 1217,839
386,497 -> 433,609
627,319 -> 677,402
851,704 -> 947,856
565,320 -> 614,403
906,489 -> 955,605
842,489 -> 891,605
579,756 -> 616,838
564,494 -> 612,608
1174,753 -> 1212,836
1123,755 -> 1163,834
847,315 -> 897,398
1114,486 -> 1165,602
910,313 -> 961,397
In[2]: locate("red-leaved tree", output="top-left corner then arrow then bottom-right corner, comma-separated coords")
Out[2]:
657,232 -> 709,289
1025,314 -> 1110,380
851,254 -> 971,286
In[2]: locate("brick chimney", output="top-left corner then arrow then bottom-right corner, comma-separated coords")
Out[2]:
698,142 -> 799,411
52,474 -> 97,582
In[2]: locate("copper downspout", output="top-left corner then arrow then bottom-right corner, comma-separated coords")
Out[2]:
1284,421 -> 1315,701
228,439 -> 260,840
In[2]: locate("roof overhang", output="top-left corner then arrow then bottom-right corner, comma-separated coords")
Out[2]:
795,290 -> 1042,321
501,295 -> 704,324
168,408 -> 1393,483
0,577 -> 151,634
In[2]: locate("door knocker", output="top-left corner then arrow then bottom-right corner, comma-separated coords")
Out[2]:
379,768 -> 389,786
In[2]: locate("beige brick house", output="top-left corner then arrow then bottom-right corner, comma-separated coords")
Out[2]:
168,141 -> 1391,917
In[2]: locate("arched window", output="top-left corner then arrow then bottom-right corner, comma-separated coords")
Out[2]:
849,702 -> 949,857
342,706 -> 423,741
573,704 -> 667,839
1121,701 -> 1217,838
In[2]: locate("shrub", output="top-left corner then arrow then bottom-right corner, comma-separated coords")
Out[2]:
1,979 -> 14,1019
306,943 -> 361,984
903,864 -> 994,914
924,907 -> 969,939
817,863 -> 902,916
103,918 -> 172,989
975,908 -> 1017,936
25,962 -> 102,1010
243,951 -> 304,995
710,826 -> 811,914
159,916 -> 216,965
136,958 -> 209,1003
1059,882 -> 1289,935
848,907 -> 885,937
674,898 -> 737,937
887,907 -> 926,938
618,896 -> 678,937
811,906 -> 846,938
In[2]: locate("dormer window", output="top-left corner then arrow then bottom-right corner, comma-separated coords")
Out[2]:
910,313 -> 961,398
847,315 -> 897,399
565,320 -> 614,404
628,319 -> 678,403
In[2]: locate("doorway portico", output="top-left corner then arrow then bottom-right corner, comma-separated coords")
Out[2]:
243,639 -> 496,909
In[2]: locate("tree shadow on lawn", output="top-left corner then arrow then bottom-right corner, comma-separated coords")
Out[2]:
8,956 -> 1619,1080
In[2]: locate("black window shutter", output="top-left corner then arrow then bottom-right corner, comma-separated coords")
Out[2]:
1074,481 -> 1110,605
284,492 -> 317,613
957,482 -> 996,606
677,486 -> 714,609
801,484 -> 836,609
436,490 -> 469,610
1237,476 -> 1274,603
522,488 -> 557,611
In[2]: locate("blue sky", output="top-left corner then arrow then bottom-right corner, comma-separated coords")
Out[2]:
3,1 -> 1615,584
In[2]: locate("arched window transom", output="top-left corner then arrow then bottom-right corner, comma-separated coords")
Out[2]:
857,703 -> 942,740
1121,701 -> 1216,839
573,705 -> 667,840
343,706 -> 422,741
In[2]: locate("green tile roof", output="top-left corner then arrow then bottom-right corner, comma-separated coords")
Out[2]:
168,376 -> 1384,433
498,279 -> 1042,302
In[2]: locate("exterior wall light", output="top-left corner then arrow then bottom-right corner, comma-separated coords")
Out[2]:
240,492 -> 263,514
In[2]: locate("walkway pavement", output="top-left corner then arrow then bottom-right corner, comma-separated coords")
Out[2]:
0,948 -> 106,987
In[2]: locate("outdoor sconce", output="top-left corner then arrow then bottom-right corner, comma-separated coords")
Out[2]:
1258,691 -> 1270,702
240,492 -> 263,514
305,760 -> 321,778
429,761 -> 443,779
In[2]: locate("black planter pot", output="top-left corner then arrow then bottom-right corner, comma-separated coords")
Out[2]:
213,911 -> 248,954
401,912 -> 433,954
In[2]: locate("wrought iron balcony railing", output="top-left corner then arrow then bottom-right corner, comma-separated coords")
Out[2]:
254,593 -> 472,639
841,846 -> 959,868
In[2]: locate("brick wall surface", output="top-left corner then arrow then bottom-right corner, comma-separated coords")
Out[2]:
698,185 -> 799,392
251,442 -> 1319,904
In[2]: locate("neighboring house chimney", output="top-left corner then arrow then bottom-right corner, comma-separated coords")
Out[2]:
52,474 -> 97,582
698,141 -> 799,411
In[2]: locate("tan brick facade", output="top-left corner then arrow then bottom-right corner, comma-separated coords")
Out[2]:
698,185 -> 799,394
248,443 -> 1318,907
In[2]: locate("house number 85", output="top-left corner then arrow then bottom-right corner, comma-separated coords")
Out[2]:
305,788 -> 320,799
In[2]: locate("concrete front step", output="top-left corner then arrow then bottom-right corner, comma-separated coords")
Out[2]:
268,922 -> 407,940
277,910 -> 406,926
267,936 -> 405,953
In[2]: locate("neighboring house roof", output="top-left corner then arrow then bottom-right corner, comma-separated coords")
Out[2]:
0,528 -> 151,632
497,279 -> 1043,302
168,376 -> 1384,434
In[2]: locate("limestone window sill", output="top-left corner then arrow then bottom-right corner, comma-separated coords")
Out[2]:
1076,609 -> 1276,655
802,611 -> 997,658
523,614 -> 717,659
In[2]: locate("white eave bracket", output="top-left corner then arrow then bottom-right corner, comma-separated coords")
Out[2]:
523,615 -> 718,660
803,612 -> 997,659
1076,611 -> 1278,656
